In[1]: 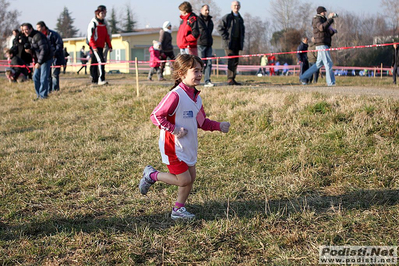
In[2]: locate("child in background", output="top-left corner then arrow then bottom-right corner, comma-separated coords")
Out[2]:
148,41 -> 163,81
4,48 -> 28,83
139,54 -> 231,220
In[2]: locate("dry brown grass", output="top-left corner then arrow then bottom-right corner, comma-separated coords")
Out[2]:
0,74 -> 398,265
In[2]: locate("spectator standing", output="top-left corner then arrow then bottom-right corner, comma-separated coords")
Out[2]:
22,23 -> 53,100
148,41 -> 162,81
297,36 -> 309,79
177,1 -> 199,56
77,46 -> 88,75
63,48 -> 69,74
307,37 -> 319,83
12,27 -> 33,78
36,21 -> 65,92
159,21 -> 175,80
198,4 -> 215,87
217,1 -> 245,86
300,6 -> 337,86
268,54 -> 276,76
256,55 -> 268,76
4,48 -> 28,83
392,43 -> 399,84
87,5 -> 113,85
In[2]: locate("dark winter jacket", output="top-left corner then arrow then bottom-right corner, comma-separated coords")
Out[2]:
217,12 -> 245,50
297,41 -> 308,62
197,14 -> 214,47
12,32 -> 32,64
312,14 -> 335,47
27,29 -> 53,65
392,46 -> 399,67
46,29 -> 65,66
177,12 -> 199,49
10,55 -> 29,78
159,30 -> 174,53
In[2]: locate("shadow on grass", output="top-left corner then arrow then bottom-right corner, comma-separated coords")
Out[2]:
1,189 -> 398,240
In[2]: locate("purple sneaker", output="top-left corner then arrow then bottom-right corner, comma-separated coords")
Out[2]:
139,165 -> 157,195
171,207 -> 195,220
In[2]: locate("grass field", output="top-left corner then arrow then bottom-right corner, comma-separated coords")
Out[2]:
1,74 -> 398,265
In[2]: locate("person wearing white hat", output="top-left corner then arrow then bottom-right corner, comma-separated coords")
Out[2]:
159,21 -> 175,80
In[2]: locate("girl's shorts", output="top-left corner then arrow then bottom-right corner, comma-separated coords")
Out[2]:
167,160 -> 189,175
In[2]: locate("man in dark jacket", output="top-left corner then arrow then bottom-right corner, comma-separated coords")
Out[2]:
22,22 -> 53,100
297,36 -> 309,78
217,1 -> 245,86
392,43 -> 399,84
198,4 -> 214,87
36,21 -> 65,92
300,6 -> 337,86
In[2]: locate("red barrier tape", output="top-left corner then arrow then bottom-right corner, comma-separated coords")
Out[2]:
1,42 -> 396,68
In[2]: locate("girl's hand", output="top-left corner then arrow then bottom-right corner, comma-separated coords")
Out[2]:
220,122 -> 230,133
173,126 -> 188,138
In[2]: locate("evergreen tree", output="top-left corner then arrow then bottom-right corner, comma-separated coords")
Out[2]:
123,6 -> 136,32
108,7 -> 120,34
55,7 -> 78,38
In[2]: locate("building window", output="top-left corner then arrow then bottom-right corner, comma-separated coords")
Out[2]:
109,49 -> 126,61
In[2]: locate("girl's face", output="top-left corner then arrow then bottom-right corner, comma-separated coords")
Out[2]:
182,61 -> 202,87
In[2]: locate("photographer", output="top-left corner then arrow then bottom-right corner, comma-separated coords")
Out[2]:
300,6 -> 337,86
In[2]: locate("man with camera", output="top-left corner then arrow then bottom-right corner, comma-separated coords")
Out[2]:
300,6 -> 337,86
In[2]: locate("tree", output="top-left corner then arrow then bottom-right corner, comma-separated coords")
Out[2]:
0,0 -> 20,50
269,0 -> 299,31
108,7 -> 120,34
55,7 -> 78,38
242,13 -> 271,64
381,0 -> 399,35
122,5 -> 136,32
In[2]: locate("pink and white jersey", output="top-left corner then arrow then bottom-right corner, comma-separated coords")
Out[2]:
159,86 -> 202,166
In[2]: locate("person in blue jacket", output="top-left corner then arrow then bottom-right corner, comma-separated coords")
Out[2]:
36,21 -> 65,92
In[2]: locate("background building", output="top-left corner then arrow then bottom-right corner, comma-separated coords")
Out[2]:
63,28 -> 223,74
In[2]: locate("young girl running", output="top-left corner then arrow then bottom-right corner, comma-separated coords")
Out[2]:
139,54 -> 230,220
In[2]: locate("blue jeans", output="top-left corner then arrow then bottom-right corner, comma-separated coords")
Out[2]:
50,65 -> 61,91
198,45 -> 213,84
33,59 -> 52,98
300,45 -> 335,86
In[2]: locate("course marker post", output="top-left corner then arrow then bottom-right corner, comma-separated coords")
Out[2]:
216,57 -> 219,77
135,57 -> 139,97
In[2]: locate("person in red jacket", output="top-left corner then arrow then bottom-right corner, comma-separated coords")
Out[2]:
87,5 -> 112,85
176,1 -> 199,56
148,41 -> 164,81
268,55 -> 276,76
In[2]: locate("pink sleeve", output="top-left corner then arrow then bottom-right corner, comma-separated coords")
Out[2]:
150,91 -> 179,133
198,106 -> 221,131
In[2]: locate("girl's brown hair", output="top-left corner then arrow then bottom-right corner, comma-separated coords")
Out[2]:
171,54 -> 203,90
178,1 -> 192,13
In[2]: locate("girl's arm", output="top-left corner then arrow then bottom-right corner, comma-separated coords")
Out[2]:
198,106 -> 221,131
150,91 -> 179,133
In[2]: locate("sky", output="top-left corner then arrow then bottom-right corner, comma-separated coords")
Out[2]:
8,0 -> 384,36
